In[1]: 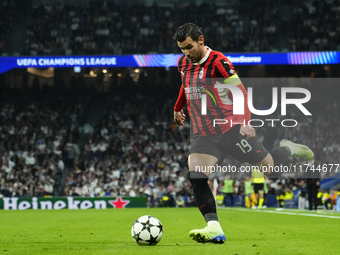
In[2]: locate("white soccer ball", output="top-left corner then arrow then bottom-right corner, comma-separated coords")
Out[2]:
131,215 -> 163,246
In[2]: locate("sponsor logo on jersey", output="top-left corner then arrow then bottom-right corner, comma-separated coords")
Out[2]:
199,69 -> 204,79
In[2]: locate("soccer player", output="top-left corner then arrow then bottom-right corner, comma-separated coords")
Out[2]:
173,23 -> 314,244
244,176 -> 253,208
221,175 -> 234,206
251,167 -> 265,209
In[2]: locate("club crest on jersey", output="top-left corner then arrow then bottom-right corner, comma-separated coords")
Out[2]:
199,69 -> 204,79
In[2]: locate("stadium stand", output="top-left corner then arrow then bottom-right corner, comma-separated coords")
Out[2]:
1,0 -> 340,210
0,0 -> 332,55
0,86 -> 90,198
0,0 -> 337,55
21,0 -> 281,55
289,0 -> 340,51
0,67 -> 339,210
0,0 -> 16,55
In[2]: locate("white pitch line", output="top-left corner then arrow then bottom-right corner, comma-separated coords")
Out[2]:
222,208 -> 340,219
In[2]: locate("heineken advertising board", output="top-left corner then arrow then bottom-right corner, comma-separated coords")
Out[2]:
0,196 -> 146,210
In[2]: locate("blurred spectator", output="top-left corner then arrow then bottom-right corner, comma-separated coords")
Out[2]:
176,195 -> 185,207
324,187 -> 338,210
43,181 -> 54,196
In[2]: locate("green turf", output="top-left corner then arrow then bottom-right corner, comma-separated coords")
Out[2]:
1,207 -> 339,255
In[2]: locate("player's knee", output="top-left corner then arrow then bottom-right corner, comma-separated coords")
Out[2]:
188,171 -> 208,188
263,155 -> 274,167
254,154 -> 274,174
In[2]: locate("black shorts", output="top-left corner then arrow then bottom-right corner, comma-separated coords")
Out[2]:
253,183 -> 264,194
190,124 -> 268,165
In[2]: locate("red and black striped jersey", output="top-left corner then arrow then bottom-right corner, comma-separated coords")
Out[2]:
174,47 -> 251,136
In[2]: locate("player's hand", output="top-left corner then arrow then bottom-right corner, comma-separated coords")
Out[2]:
174,110 -> 186,126
240,125 -> 256,140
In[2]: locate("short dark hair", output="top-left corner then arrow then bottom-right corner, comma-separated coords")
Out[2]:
174,23 -> 203,42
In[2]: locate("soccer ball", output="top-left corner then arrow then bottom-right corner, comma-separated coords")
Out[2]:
131,215 -> 163,246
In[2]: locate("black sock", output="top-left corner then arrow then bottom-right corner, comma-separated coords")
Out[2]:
189,171 -> 218,222
271,146 -> 291,166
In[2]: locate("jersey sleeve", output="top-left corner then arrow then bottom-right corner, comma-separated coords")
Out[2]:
214,58 -> 237,78
174,85 -> 186,111
214,58 -> 251,125
174,56 -> 187,112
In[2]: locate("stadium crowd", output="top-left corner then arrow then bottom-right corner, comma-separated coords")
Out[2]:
1,75 -> 339,210
62,84 -> 194,207
0,87 -> 89,199
60,80 -> 339,208
289,0 -> 340,51
0,0 -> 339,55
21,0 -> 280,55
1,76 -> 339,206
0,0 -> 16,55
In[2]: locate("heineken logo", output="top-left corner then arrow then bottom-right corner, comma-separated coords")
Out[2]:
1,196 -> 143,210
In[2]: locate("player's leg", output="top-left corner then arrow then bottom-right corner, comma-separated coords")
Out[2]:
252,150 -> 288,175
310,184 -> 318,211
188,153 -> 219,224
263,193 -> 267,208
325,199 -> 330,210
222,192 -> 227,207
253,184 -> 260,209
313,185 -> 318,211
226,125 -> 314,175
245,194 -> 251,208
254,193 -> 259,208
252,140 -> 314,175
251,192 -> 257,208
228,193 -> 234,206
188,153 -> 226,244
223,125 -> 282,175
258,189 -> 264,209
280,139 -> 314,160
307,184 -> 313,211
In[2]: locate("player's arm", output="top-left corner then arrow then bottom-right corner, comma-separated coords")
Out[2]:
174,85 -> 186,126
214,58 -> 254,139
174,56 -> 187,127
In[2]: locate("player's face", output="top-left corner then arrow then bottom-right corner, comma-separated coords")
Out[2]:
177,36 -> 203,63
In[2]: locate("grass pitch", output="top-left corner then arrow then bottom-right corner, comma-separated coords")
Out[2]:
1,207 -> 339,255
